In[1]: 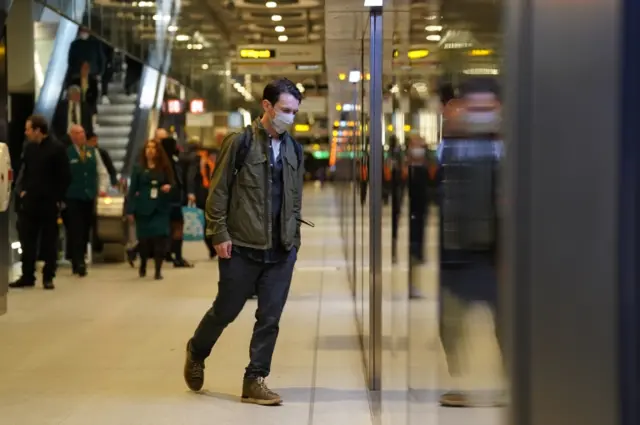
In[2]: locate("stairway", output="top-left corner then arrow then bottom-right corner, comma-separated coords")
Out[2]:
95,80 -> 137,173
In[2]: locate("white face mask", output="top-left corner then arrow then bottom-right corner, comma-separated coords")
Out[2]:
271,110 -> 295,134
410,147 -> 426,158
78,32 -> 89,40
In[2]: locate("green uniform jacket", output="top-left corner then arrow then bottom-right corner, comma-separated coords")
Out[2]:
205,119 -> 305,251
126,165 -> 171,239
66,145 -> 98,201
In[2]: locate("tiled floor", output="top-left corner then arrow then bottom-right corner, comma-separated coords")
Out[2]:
0,185 -> 504,425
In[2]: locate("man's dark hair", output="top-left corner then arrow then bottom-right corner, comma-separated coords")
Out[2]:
262,78 -> 302,105
27,115 -> 49,135
459,77 -> 501,99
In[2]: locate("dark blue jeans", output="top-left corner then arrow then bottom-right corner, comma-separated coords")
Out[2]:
190,247 -> 297,379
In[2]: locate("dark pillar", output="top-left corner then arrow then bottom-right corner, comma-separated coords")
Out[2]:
504,0 -> 640,422
0,0 -> 13,315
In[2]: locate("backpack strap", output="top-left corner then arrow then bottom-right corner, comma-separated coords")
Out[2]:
229,125 -> 253,184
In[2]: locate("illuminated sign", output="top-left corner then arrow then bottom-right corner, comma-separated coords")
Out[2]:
296,64 -> 321,71
190,98 -> 205,114
469,49 -> 493,56
294,124 -> 310,132
407,49 -> 429,60
166,99 -> 182,114
239,49 -> 275,59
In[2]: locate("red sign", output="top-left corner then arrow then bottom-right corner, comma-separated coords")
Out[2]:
190,99 -> 205,114
167,99 -> 182,114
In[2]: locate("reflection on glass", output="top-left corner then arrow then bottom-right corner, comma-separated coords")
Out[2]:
437,81 -> 505,410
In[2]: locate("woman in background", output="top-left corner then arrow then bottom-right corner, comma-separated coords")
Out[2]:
126,140 -> 174,280
161,137 -> 193,268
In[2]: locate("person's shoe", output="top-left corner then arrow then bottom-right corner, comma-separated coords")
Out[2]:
154,273 -> 163,281
439,390 -> 506,408
173,259 -> 194,268
241,377 -> 282,406
77,267 -> 87,278
9,278 -> 35,289
43,280 -> 55,290
183,341 -> 205,391
139,265 -> 146,278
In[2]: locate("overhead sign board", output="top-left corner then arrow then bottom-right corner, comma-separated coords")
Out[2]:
235,63 -> 324,76
236,44 -> 323,64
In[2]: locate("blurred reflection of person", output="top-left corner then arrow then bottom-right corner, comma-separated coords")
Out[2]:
438,78 -> 504,408
126,140 -> 174,280
52,85 -> 94,141
406,134 -> 431,266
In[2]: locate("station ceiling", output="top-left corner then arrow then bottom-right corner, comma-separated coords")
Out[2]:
93,0 -> 500,116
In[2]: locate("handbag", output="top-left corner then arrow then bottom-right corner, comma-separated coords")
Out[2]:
182,204 -> 205,241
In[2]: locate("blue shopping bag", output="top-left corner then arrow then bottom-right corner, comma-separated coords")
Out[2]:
182,206 -> 205,241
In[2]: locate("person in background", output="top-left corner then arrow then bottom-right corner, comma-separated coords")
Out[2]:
10,115 -> 70,290
87,132 -> 118,186
183,78 -> 305,405
126,140 -> 174,280
180,138 -> 216,259
87,132 -> 118,254
67,27 -> 105,84
64,125 -> 109,277
52,85 -> 94,141
124,55 -> 143,96
406,134 -> 431,266
68,61 -> 99,116
161,136 -> 194,268
126,127 -> 170,266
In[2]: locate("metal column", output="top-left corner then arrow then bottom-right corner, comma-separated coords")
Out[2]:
504,0 -> 640,421
368,5 -> 383,391
0,0 -> 12,316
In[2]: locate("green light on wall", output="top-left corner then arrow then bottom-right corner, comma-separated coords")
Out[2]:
312,151 -> 330,160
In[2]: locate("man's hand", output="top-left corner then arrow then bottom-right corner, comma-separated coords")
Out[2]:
19,191 -> 25,198
161,184 -> 171,193
187,193 -> 196,204
214,241 -> 232,259
127,214 -> 134,223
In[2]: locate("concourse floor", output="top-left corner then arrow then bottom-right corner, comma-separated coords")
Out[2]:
0,185 -> 503,425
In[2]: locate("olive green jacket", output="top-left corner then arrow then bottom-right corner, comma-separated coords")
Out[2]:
205,119 -> 304,250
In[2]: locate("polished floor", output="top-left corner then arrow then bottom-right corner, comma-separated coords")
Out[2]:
0,185 -> 503,425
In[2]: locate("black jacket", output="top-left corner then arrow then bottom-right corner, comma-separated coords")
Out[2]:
97,147 -> 118,186
17,136 -> 71,215
52,100 -> 94,140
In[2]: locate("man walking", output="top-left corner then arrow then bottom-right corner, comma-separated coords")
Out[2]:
183,78 -> 305,405
11,115 -> 70,290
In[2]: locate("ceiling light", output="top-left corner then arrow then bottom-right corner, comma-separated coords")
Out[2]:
193,43 -> 203,50
275,26 -> 285,32
425,25 -> 442,31
271,14 -> 282,21
201,64 -> 209,70
278,35 -> 288,42
168,25 -> 178,32
187,44 -> 193,49
348,70 -> 361,83
426,34 -> 441,41
296,83 -> 305,93
266,1 -> 277,7
176,34 -> 190,41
